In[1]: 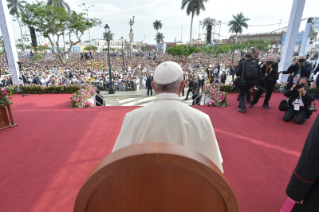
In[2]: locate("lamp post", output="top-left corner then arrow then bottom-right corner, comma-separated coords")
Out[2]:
120,37 -> 125,68
78,3 -> 95,52
263,40 -> 266,54
104,24 -> 115,94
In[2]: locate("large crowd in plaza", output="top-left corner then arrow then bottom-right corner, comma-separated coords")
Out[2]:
3,49 -> 316,91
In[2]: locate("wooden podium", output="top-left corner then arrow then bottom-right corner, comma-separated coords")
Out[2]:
0,105 -> 18,131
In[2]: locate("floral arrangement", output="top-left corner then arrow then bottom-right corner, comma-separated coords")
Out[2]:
203,83 -> 229,107
0,88 -> 11,107
70,85 -> 95,108
4,84 -> 81,95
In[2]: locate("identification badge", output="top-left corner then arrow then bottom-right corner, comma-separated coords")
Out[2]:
294,104 -> 300,111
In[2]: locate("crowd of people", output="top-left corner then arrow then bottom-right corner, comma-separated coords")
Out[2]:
0,49 -> 318,108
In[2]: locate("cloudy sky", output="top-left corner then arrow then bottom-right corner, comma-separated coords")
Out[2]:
3,0 -> 319,45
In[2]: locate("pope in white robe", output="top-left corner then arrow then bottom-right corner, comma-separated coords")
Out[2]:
112,61 -> 224,172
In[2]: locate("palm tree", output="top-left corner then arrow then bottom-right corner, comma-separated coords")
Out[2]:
153,20 -> 163,34
155,32 -> 164,52
103,32 -> 114,41
202,17 -> 214,44
181,0 -> 208,46
7,0 -> 27,52
228,12 -> 249,63
47,0 -> 70,10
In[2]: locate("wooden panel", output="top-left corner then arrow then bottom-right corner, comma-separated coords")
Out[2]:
0,106 -> 10,130
74,143 -> 240,212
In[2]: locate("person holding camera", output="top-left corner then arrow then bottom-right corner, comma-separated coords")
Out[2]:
249,56 -> 278,109
280,55 -> 312,89
282,77 -> 315,124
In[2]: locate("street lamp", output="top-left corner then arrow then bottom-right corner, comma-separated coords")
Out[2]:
78,3 -> 95,52
104,24 -> 115,94
120,37 -> 125,68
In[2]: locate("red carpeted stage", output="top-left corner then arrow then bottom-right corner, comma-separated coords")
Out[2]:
0,93 -> 317,212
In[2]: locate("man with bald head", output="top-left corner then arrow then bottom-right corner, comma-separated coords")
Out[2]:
113,61 -> 224,172
249,56 -> 278,109
280,55 -> 312,89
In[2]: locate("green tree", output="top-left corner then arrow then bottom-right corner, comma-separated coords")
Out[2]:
7,0 -> 27,51
155,32 -> 165,47
228,12 -> 249,62
212,45 -> 231,57
37,45 -> 51,52
181,0 -> 208,46
245,39 -> 270,51
84,45 -> 97,51
103,32 -> 114,41
47,0 -> 70,10
16,43 -> 32,49
153,20 -> 163,33
20,2 -> 101,64
167,45 -> 200,56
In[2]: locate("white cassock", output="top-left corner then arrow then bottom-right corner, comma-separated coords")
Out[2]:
112,93 -> 224,172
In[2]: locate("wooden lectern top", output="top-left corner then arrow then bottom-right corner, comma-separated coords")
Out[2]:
74,142 -> 240,212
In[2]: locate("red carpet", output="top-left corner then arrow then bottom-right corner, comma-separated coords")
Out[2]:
0,93 -> 317,212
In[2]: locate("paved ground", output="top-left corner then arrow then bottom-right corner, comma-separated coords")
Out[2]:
100,89 -> 194,106
100,75 -> 233,106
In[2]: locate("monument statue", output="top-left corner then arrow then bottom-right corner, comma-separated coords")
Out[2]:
128,16 -> 135,31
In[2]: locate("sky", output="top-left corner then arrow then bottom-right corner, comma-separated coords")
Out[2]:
3,0 -> 319,45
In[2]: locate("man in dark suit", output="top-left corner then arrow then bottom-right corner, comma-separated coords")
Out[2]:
285,115 -> 319,211
146,75 -> 153,96
280,55 -> 312,89
283,77 -> 315,124
249,56 -> 278,109
220,71 -> 227,84
95,90 -> 104,106
185,76 -> 194,100
21,72 -> 28,84
32,74 -> 40,85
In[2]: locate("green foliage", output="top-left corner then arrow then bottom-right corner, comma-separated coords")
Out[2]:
36,45 -> 51,51
103,48 -> 115,51
245,39 -> 271,51
47,0 -> 70,11
155,32 -> 165,44
16,43 -> 32,49
103,32 -> 114,41
29,54 -> 43,61
199,45 -> 212,55
167,45 -> 200,56
5,84 -> 81,94
212,45 -> 231,57
153,20 -> 163,32
7,0 -> 26,16
20,2 -> 101,63
228,12 -> 250,35
84,46 -> 98,51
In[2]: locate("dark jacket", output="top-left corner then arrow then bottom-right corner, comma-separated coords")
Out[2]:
32,76 -> 40,85
283,63 -> 311,79
260,63 -> 279,84
95,94 -> 104,106
284,86 -> 315,109
235,58 -> 257,84
146,77 -> 152,88
192,93 -> 201,105
286,115 -> 319,212
188,79 -> 194,89
220,73 -> 227,84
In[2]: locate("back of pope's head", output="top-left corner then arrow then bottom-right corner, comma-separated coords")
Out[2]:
153,61 -> 185,95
